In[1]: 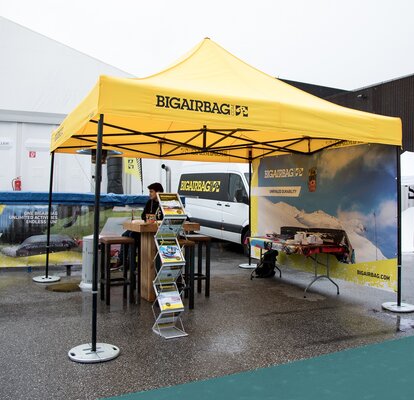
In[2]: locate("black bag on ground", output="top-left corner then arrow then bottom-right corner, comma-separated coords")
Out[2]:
251,249 -> 278,279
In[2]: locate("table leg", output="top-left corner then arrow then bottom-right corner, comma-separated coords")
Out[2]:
205,241 -> 210,297
304,254 -> 340,297
122,244 -> 128,300
100,243 -> 105,301
197,242 -> 203,293
140,232 -> 156,302
136,237 -> 141,297
184,247 -> 190,299
189,246 -> 195,310
128,243 -> 136,303
326,254 -> 340,295
105,244 -> 111,306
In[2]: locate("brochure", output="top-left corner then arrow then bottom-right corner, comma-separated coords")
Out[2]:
157,193 -> 186,216
157,290 -> 184,312
156,238 -> 185,264
155,218 -> 185,239
155,265 -> 183,284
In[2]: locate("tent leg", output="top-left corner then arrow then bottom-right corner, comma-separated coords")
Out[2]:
33,151 -> 60,284
382,146 -> 414,313
139,158 -> 144,194
68,114 -> 120,363
239,149 -> 256,269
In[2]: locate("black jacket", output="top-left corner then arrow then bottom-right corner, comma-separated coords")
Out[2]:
141,199 -> 163,221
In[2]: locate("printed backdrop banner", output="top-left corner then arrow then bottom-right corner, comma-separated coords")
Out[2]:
251,144 -> 398,291
0,203 -> 145,268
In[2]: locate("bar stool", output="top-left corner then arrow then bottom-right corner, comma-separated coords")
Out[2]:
184,234 -> 211,297
99,236 -> 137,306
178,238 -> 196,309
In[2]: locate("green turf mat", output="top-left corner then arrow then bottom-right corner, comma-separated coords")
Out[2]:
105,335 -> 414,400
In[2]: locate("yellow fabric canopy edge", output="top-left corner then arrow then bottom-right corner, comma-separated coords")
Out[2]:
51,38 -> 402,157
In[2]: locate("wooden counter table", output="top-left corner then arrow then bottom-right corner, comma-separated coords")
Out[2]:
123,221 -> 200,302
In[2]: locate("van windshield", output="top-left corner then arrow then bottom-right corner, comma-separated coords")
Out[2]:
244,173 -> 250,183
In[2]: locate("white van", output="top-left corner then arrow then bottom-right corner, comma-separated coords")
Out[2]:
177,164 -> 250,249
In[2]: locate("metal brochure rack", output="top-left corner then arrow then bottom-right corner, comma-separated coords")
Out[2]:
152,193 -> 188,339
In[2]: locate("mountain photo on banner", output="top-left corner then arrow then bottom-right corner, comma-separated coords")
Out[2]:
254,144 -> 397,263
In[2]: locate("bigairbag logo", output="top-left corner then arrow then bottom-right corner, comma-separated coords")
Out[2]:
155,95 -> 248,117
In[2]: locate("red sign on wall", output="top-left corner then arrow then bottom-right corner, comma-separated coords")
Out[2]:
29,151 -> 36,158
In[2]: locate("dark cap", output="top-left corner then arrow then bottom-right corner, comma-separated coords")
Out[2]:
147,182 -> 164,193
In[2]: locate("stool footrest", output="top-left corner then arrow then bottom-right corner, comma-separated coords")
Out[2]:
100,278 -> 130,284
109,281 -> 130,287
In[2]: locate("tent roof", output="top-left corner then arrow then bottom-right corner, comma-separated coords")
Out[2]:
51,38 -> 401,163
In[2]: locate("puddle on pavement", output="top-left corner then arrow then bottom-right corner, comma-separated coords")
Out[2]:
269,284 -> 326,302
377,309 -> 414,333
395,315 -> 414,332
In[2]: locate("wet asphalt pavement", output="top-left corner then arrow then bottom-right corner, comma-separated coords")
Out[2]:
1,244 -> 414,400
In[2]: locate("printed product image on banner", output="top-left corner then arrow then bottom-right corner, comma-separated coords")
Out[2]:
254,144 -> 397,264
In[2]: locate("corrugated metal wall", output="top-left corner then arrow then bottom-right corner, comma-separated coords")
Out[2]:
326,75 -> 414,151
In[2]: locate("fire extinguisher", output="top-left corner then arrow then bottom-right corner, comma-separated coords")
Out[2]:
12,177 -> 22,191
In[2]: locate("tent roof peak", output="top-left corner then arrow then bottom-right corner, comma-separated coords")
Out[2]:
51,39 -> 402,156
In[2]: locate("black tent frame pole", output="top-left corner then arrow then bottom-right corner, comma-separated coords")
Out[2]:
139,158 -> 144,194
248,149 -> 252,265
91,114 -> 104,352
45,151 -> 55,278
382,146 -> 414,313
396,145 -> 402,307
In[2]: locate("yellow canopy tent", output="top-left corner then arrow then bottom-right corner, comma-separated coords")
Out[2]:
51,38 -> 401,162
47,39 -> 404,362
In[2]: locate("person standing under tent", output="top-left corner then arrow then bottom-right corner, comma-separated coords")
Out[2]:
116,182 -> 164,268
